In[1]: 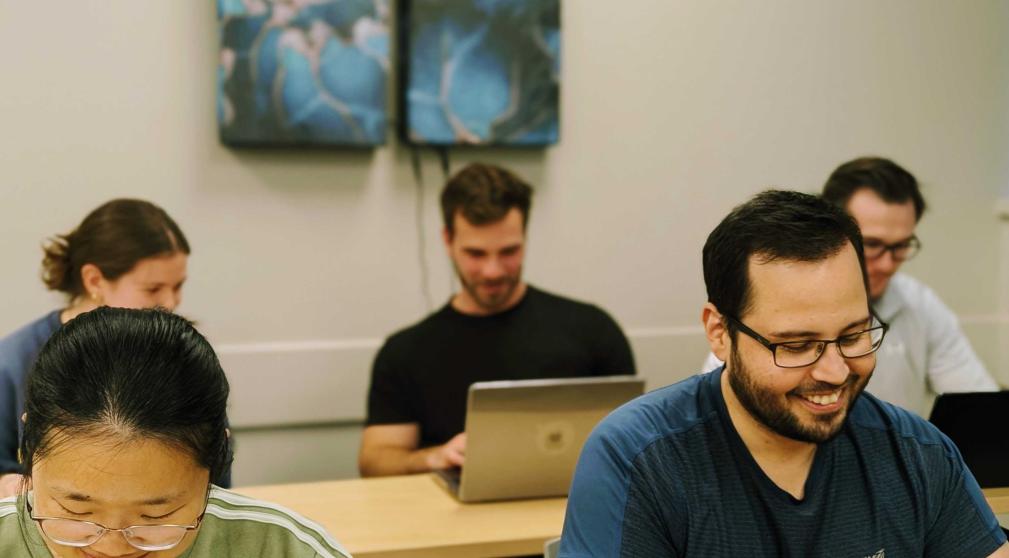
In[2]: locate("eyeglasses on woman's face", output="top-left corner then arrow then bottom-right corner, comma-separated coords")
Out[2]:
27,486 -> 209,552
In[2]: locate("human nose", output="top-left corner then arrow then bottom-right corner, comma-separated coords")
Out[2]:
810,342 -> 850,385
875,249 -> 899,272
157,290 -> 180,311
168,290 -> 182,311
89,528 -> 140,556
482,256 -> 505,279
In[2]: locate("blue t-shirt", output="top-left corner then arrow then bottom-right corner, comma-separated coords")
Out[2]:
560,367 -> 1007,557
0,311 -> 60,474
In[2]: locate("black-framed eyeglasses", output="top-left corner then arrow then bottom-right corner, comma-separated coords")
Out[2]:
724,315 -> 888,368
862,236 -> 920,262
27,486 -> 210,551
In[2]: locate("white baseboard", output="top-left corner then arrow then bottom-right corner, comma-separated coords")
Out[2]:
217,327 -> 712,429
218,316 -> 1009,430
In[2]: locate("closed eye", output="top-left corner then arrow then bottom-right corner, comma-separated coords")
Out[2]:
838,332 -> 868,346
56,502 -> 92,517
778,341 -> 816,353
141,505 -> 184,521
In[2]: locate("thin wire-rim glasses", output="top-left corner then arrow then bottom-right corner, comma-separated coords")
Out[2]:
27,486 -> 210,551
863,235 -> 920,262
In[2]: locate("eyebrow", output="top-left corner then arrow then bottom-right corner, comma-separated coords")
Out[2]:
53,489 -> 93,503
52,487 -> 184,506
768,317 -> 871,340
862,235 -> 915,244
142,278 -> 187,287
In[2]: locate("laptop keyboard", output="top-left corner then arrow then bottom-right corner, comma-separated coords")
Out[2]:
434,467 -> 462,495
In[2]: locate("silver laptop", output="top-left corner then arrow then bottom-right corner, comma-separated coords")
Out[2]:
435,375 -> 644,503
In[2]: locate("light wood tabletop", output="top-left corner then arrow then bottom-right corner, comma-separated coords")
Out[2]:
237,476 -> 1009,558
238,474 -> 566,558
986,486 -> 1009,514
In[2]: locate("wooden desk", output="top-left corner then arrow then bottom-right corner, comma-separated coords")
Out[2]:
986,486 -> 1009,514
238,474 -> 566,558
238,476 -> 1009,558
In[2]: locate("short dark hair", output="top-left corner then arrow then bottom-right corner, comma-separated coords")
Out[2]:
822,157 -> 926,221
41,198 -> 190,299
440,163 -> 533,235
703,190 -> 868,334
22,307 -> 231,484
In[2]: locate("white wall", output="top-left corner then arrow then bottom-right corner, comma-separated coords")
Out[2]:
1,1 -> 1008,486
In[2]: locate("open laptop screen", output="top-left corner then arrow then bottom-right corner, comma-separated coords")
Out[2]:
928,391 -> 1009,488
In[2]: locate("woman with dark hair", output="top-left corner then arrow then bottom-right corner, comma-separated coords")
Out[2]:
0,307 -> 349,558
0,199 -> 227,495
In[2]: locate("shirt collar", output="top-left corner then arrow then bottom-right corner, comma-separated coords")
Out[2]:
872,275 -> 906,322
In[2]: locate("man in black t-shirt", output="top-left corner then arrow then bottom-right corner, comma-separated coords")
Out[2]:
358,163 -> 635,477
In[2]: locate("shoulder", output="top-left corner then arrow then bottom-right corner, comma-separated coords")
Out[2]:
848,392 -> 957,455
525,286 -> 621,324
0,496 -> 30,556
377,306 -> 453,352
200,487 -> 350,558
0,495 -> 20,532
888,274 -> 952,314
0,311 -> 61,379
585,373 -> 718,469
563,374 -> 717,555
0,495 -> 18,520
0,311 -> 60,353
527,285 -> 600,312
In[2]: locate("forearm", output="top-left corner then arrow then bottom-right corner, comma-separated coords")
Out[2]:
359,445 -> 440,477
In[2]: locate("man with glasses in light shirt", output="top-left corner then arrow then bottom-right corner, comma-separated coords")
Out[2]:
704,157 -> 999,416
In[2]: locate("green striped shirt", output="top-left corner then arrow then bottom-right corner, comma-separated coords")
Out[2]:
0,486 -> 351,557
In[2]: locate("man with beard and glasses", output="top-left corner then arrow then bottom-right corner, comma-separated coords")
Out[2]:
703,157 -> 999,416
560,190 -> 1008,557
358,163 -> 635,477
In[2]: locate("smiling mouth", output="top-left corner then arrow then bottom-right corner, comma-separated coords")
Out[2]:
800,390 -> 841,406
792,387 -> 848,413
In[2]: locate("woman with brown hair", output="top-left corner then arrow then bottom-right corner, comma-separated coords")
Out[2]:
0,199 -> 206,496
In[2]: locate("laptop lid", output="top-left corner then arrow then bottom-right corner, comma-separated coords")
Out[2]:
455,375 -> 644,503
928,391 -> 1009,488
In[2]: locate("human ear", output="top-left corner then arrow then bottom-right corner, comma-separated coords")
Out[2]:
79,263 -> 107,303
702,303 -> 731,362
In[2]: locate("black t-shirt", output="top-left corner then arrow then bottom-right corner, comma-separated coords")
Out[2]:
366,285 -> 636,447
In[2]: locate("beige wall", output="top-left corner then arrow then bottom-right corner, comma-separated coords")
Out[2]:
1,1 -> 1008,486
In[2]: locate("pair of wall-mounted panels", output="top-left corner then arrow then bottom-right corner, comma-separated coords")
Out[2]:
216,0 -> 559,148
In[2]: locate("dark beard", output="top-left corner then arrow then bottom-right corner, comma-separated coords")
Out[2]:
453,263 -> 521,312
726,348 -> 869,443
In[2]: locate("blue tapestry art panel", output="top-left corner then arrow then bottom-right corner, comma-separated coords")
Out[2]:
400,0 -> 560,146
217,0 -> 389,147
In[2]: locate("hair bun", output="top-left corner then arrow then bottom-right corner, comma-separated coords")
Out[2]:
40,233 -> 75,293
